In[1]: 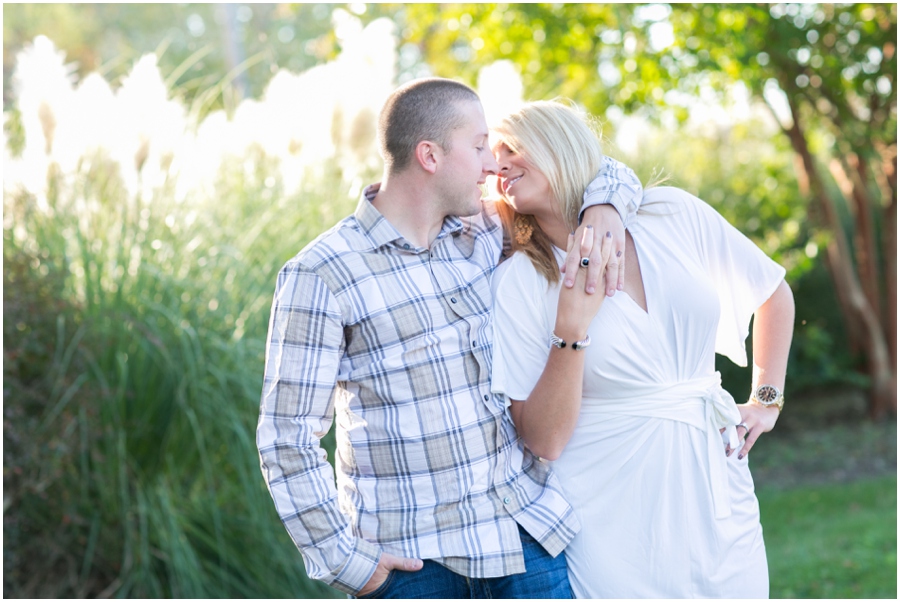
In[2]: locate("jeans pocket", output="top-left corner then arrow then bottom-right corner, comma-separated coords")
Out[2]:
355,570 -> 395,599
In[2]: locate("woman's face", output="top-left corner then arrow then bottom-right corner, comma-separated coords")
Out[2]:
493,141 -> 553,216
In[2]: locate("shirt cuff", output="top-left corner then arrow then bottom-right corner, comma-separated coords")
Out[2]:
329,537 -> 382,596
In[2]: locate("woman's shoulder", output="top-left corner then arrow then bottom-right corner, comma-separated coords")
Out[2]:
640,186 -> 723,227
642,185 -> 699,206
492,250 -> 554,299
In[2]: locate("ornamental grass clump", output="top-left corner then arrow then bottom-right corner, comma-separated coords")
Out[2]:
3,27 -> 392,597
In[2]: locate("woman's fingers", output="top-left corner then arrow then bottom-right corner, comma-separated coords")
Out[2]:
732,403 -> 780,460
582,228 -> 611,295
738,426 -> 761,459
562,230 -> 582,287
615,248 -> 626,293
579,225 -> 594,258
564,225 -> 600,293
597,230 -> 614,296
578,227 -> 597,292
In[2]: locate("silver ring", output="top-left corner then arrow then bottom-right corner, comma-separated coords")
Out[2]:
736,422 -> 749,437
580,257 -> 590,268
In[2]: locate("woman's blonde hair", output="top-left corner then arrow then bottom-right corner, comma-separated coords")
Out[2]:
493,100 -> 605,284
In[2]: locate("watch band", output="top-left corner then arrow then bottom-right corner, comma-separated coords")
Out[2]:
549,332 -> 591,350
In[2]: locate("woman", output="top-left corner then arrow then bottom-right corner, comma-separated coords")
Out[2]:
489,101 -> 794,598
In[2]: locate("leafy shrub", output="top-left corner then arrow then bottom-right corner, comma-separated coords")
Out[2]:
3,152 -> 353,597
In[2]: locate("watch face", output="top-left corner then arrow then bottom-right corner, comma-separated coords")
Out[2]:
756,385 -> 779,403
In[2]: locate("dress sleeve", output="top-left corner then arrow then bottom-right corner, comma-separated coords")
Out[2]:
680,189 -> 787,367
256,260 -> 380,595
490,255 -> 554,404
580,155 -> 645,225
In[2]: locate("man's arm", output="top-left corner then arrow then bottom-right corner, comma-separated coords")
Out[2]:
256,261 -> 381,595
580,155 -> 645,224
565,156 -> 644,296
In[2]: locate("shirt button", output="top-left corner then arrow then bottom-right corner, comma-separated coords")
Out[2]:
450,297 -> 457,304
403,243 -> 410,250
483,394 -> 489,401
472,341 -> 477,347
503,496 -> 511,505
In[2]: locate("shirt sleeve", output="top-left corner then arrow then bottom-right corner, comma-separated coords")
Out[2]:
256,260 -> 380,595
678,189 -> 787,367
580,155 -> 645,224
490,255 -> 554,404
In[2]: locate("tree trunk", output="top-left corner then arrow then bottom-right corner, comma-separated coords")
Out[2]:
843,154 -> 881,318
884,196 -> 897,371
778,96 -> 897,418
881,145 -> 898,373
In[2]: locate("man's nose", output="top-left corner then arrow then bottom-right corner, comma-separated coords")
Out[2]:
484,154 -> 500,175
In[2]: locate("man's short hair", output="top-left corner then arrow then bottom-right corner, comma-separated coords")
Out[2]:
377,78 -> 480,175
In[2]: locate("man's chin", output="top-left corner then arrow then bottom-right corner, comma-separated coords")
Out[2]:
453,196 -> 484,218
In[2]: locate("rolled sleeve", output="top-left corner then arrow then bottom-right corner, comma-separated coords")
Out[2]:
257,261 -> 380,594
580,156 -> 644,225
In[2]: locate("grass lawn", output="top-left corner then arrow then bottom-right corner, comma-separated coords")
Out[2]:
759,476 -> 897,599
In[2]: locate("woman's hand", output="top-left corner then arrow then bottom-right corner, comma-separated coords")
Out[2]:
732,402 -> 780,459
555,228 -> 610,340
563,205 -> 624,297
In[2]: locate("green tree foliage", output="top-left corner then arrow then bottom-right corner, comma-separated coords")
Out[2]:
651,4 -> 897,417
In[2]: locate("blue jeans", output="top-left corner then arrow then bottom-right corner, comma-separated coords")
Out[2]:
356,526 -> 572,599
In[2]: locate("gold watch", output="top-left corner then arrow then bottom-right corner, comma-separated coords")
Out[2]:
751,384 -> 784,412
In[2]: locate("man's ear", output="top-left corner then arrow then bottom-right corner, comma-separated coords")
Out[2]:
414,140 -> 441,174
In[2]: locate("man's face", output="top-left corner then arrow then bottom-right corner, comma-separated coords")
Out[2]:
434,100 -> 500,218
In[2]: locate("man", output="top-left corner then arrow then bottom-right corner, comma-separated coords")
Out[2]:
257,78 -> 642,598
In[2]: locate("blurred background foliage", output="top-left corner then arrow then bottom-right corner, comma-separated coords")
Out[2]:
3,3 -> 896,599
3,3 -> 340,115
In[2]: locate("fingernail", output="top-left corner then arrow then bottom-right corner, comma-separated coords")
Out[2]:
738,453 -> 744,460
606,231 -> 612,238
586,225 -> 593,229
616,250 -> 622,257
617,283 -> 624,290
587,286 -> 595,294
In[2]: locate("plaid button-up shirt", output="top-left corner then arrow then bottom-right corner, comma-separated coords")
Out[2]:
257,158 -> 642,595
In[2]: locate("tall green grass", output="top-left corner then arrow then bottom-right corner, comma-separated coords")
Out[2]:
3,148 -> 359,597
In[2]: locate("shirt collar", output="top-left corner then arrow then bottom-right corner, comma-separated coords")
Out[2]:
355,183 -> 466,251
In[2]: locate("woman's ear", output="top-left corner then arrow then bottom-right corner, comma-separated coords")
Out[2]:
414,140 -> 441,174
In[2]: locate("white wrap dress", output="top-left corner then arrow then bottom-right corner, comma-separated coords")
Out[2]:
490,187 -> 786,598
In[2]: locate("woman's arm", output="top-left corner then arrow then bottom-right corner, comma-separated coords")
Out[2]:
509,231 -> 610,460
734,279 -> 795,459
